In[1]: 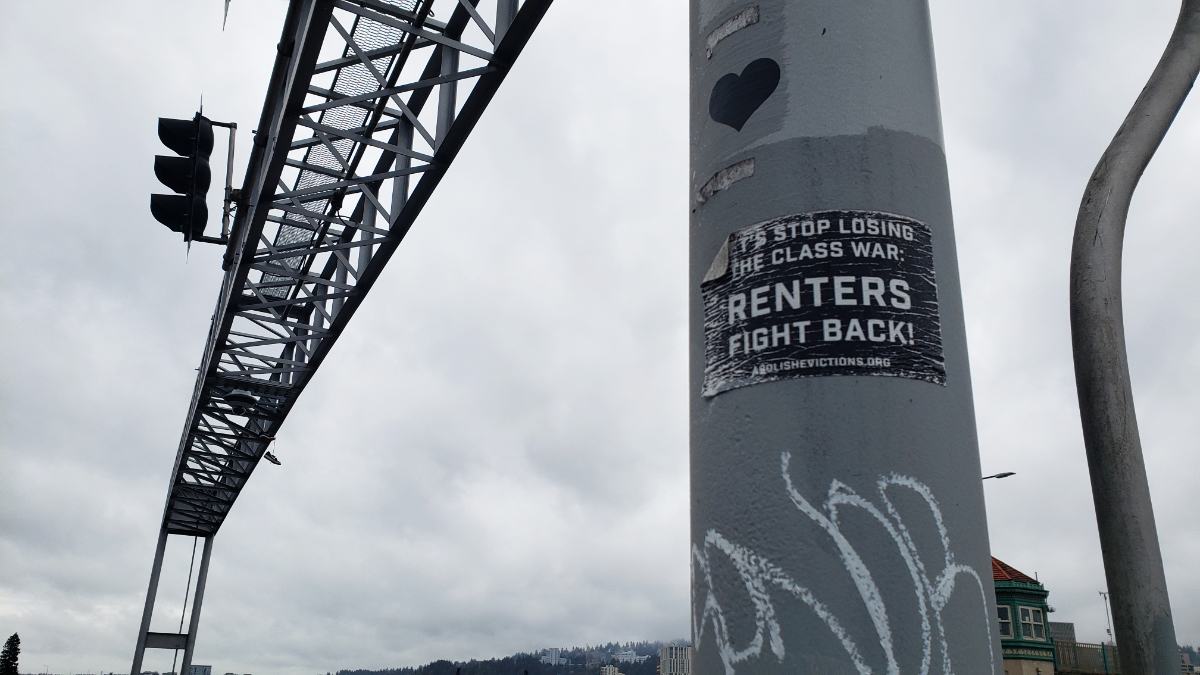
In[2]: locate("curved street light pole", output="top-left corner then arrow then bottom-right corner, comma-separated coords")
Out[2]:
1069,2 -> 1200,673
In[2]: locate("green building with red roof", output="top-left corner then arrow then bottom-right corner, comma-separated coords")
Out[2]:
993,557 -> 1056,675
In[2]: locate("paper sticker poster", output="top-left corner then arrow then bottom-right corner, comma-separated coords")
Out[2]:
701,210 -> 945,397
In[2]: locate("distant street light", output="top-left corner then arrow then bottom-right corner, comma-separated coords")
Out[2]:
982,472 -> 1016,480
1101,591 -> 1114,644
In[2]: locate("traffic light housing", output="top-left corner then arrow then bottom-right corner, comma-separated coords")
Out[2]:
151,114 -> 213,242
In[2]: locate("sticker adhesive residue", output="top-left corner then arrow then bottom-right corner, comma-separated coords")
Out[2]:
702,210 -> 945,397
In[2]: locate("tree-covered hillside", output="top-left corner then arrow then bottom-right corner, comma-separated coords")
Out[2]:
335,640 -> 687,675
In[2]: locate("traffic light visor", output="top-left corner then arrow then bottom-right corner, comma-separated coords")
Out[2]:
151,194 -> 208,238
151,194 -> 188,232
158,116 -> 214,158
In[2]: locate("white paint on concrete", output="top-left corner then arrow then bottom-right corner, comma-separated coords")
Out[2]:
691,452 -> 995,675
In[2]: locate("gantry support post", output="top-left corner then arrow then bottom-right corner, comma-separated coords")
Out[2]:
129,533 -> 215,675
131,528 -> 169,675
689,1 -> 1000,673
178,536 -> 214,675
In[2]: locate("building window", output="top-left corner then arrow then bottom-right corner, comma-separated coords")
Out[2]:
997,606 -> 1014,638
1020,606 -> 1045,640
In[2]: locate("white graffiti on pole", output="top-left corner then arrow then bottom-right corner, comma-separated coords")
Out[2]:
701,211 -> 945,397
692,452 -> 995,675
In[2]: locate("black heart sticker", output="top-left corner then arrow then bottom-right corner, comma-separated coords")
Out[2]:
709,58 -> 781,131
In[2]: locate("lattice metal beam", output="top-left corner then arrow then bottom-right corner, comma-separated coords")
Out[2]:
157,0 -> 552,537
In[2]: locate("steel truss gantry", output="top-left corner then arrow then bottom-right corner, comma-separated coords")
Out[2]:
131,0 -> 552,671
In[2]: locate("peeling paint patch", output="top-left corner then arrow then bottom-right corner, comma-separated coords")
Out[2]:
706,6 -> 760,58
697,158 -> 755,204
703,239 -> 730,283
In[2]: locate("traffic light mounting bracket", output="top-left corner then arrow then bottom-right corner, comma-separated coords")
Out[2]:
195,120 -> 238,247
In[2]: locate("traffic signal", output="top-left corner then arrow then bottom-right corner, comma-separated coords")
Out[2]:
151,114 -> 213,242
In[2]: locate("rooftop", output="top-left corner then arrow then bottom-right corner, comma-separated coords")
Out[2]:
992,557 -> 1038,584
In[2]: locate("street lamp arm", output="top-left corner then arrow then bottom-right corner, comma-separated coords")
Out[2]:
1069,2 -> 1200,673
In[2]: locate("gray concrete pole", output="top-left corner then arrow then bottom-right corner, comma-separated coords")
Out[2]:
1070,3 -> 1199,673
131,527 -> 169,675
689,2 -> 1000,674
178,536 -> 214,675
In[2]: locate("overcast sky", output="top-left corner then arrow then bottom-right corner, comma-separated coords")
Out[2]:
1,0 -> 1197,673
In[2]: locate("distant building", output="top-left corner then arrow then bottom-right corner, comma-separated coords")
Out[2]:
541,648 -> 566,666
601,665 -> 622,675
190,666 -> 212,675
1048,622 -> 1076,643
658,646 -> 692,675
1182,651 -> 1195,675
993,558 -> 1054,675
615,650 -> 649,664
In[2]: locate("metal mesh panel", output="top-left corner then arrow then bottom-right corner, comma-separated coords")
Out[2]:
260,0 -> 415,297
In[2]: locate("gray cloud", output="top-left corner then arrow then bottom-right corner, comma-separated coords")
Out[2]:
1,0 -> 1196,673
